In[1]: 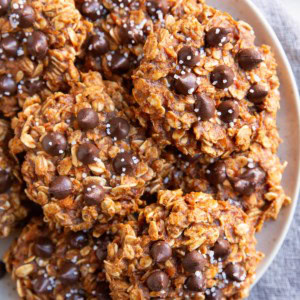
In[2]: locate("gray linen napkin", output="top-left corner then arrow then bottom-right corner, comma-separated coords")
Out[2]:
248,0 -> 300,299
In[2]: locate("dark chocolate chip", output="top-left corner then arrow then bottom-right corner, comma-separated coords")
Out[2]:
0,0 -> 10,17
77,143 -> 99,165
146,0 -> 169,17
0,170 -> 12,193
49,176 -> 73,199
68,232 -> 89,249
206,289 -> 222,300
150,241 -> 172,263
109,52 -> 130,74
146,270 -> 169,291
107,117 -> 130,140
0,36 -> 19,57
81,1 -> 106,21
212,238 -> 230,260
218,100 -> 239,123
194,93 -> 215,121
118,22 -> 143,45
83,184 -> 105,206
59,261 -> 80,284
182,250 -> 206,273
0,75 -> 17,96
113,152 -> 134,175
206,27 -> 230,47
173,72 -> 198,95
206,161 -> 226,186
224,263 -> 246,282
27,31 -> 48,59
95,281 -> 111,300
32,275 -> 52,293
24,79 -> 45,96
77,108 -> 99,130
42,132 -> 67,156
89,35 -> 109,55
185,273 -> 205,292
237,49 -> 263,71
17,5 -> 35,28
210,65 -> 234,89
247,84 -> 268,104
0,261 -> 6,279
34,237 -> 55,258
177,46 -> 201,67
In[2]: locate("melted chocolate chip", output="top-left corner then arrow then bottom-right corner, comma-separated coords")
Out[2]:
42,132 -> 67,156
27,31 -> 48,59
185,273 -> 205,292
146,270 -> 169,291
0,0 -> 10,17
247,84 -> 268,104
173,72 -> 198,95
206,27 -> 230,47
77,108 -> 99,130
210,65 -> 234,89
83,184 -> 105,206
212,238 -> 230,260
68,232 -> 89,249
17,5 -> 35,28
49,176 -> 73,199
113,152 -> 134,175
107,117 -> 130,140
24,79 -> 45,96
178,46 -> 200,67
218,100 -> 239,123
0,170 -> 12,193
77,143 -> 99,165
206,289 -> 222,300
34,237 -> 55,258
182,250 -> 206,273
109,52 -> 131,74
59,261 -> 80,284
146,0 -> 169,17
81,1 -> 106,21
194,93 -> 215,121
0,75 -> 17,96
0,261 -> 6,279
150,241 -> 172,263
224,263 -> 246,282
32,275 -> 52,293
206,161 -> 226,186
237,49 -> 263,71
0,36 -> 19,57
89,35 -> 109,55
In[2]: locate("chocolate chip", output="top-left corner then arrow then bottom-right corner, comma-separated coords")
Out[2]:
182,250 -> 206,273
0,261 -> 6,279
17,5 -> 35,28
206,27 -> 230,48
118,22 -> 143,45
247,84 -> 268,104
0,75 -> 17,96
224,263 -> 246,282
34,237 -> 55,258
68,232 -> 89,249
185,273 -> 205,292
237,49 -> 263,71
95,281 -> 111,300
27,31 -> 48,59
206,289 -> 222,300
77,143 -> 99,165
210,65 -> 234,89
177,46 -> 200,67
81,1 -> 106,21
113,152 -> 134,175
109,52 -> 130,74
107,117 -> 130,140
24,79 -> 45,96
112,0 -> 130,6
206,161 -> 226,186
89,35 -> 109,55
83,184 -> 105,206
59,261 -> 80,284
173,72 -> 198,95
0,0 -> 10,17
0,36 -> 19,57
146,270 -> 169,291
146,0 -> 169,17
77,108 -> 99,130
32,275 -> 52,293
0,170 -> 12,193
194,93 -> 215,121
49,176 -> 72,199
150,241 -> 172,263
218,100 -> 239,123
212,238 -> 230,260
42,132 -> 67,156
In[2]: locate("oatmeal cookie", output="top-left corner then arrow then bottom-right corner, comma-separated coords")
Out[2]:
4,217 -> 114,299
105,190 -> 263,299
133,5 -> 281,158
0,0 -> 91,117
10,71 -> 171,230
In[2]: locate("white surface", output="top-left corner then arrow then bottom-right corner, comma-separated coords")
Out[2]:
0,0 -> 299,298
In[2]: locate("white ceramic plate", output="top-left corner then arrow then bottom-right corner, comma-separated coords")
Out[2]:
0,0 -> 299,298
